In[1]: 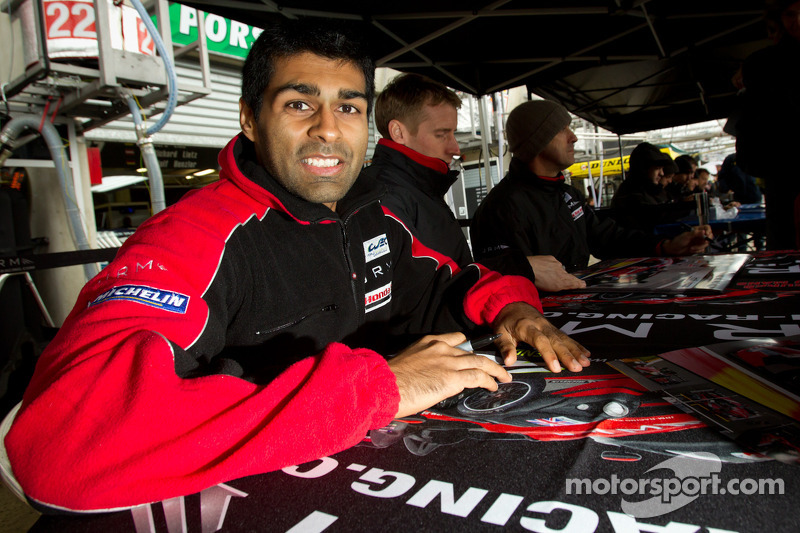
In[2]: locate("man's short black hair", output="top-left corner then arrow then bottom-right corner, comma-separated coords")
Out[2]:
241,18 -> 376,120
674,154 -> 698,174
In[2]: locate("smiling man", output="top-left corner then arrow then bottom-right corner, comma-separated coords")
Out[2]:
5,22 -> 589,513
240,51 -> 368,209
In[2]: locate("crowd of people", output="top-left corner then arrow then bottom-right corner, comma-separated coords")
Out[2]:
2,0 -> 796,517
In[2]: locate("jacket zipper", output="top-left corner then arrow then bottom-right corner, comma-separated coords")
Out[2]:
255,304 -> 339,336
339,200 -> 378,314
338,221 -> 360,312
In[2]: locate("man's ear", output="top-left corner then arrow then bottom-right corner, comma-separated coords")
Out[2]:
387,119 -> 409,145
239,98 -> 257,142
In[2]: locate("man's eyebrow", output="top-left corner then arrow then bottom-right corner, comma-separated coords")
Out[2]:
339,88 -> 368,101
274,82 -> 320,97
272,83 -> 367,103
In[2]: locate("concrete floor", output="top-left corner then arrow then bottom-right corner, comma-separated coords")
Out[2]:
0,482 -> 40,533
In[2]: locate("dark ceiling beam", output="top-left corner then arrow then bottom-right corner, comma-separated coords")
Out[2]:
533,83 -> 610,126
372,0 -> 517,94
375,17 -> 475,64
663,10 -> 763,19
487,22 -> 649,93
370,20 -> 477,93
373,7 -> 609,20
385,55 -> 658,68
255,0 -> 297,19
375,0 -> 513,64
640,3 -> 666,57
666,16 -> 764,58
575,79 -> 686,93
572,62 -> 679,114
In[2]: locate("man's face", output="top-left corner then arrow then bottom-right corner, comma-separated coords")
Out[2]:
696,171 -> 710,189
535,125 -> 578,174
239,51 -> 369,211
673,172 -> 689,185
646,165 -> 665,185
392,102 -> 460,163
782,1 -> 800,41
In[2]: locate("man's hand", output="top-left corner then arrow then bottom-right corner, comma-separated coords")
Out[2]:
528,255 -> 587,293
663,225 -> 714,256
492,302 -> 590,372
388,333 -> 512,418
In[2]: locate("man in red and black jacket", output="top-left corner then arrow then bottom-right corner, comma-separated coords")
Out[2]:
364,72 -> 536,280
4,22 -> 589,513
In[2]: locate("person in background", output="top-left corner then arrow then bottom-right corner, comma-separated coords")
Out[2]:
364,72 -> 471,265
734,0 -> 800,249
664,154 -> 698,203
694,168 -> 712,195
659,159 -> 679,190
717,153 -> 763,205
609,143 -> 694,232
470,100 -> 712,277
364,72 -> 559,286
4,21 -> 589,513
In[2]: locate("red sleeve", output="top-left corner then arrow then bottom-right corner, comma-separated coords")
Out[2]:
5,333 -> 397,511
4,198 -> 399,512
462,266 -> 543,325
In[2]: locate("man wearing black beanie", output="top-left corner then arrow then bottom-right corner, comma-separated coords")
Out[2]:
470,100 -> 712,285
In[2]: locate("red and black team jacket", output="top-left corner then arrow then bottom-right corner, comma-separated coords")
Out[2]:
5,134 -> 541,512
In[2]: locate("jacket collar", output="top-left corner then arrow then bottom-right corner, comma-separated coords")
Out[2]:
374,139 -> 459,197
219,134 -> 382,224
377,138 -> 451,174
508,157 -> 566,187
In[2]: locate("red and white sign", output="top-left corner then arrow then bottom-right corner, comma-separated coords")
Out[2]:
43,0 -> 155,59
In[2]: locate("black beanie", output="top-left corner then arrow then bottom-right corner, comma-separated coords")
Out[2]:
506,100 -> 572,162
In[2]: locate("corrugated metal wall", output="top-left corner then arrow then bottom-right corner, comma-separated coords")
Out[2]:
85,59 -> 243,148
86,58 -> 378,158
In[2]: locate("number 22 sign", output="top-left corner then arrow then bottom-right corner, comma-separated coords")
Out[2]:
43,0 -> 155,58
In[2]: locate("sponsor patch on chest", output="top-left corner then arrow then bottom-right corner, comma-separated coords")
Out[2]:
564,191 -> 584,221
364,234 -> 390,262
89,284 -> 190,313
364,282 -> 392,313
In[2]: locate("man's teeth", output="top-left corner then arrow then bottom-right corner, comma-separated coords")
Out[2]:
302,158 -> 340,168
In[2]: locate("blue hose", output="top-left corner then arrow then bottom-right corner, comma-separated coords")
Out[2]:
129,0 -> 178,136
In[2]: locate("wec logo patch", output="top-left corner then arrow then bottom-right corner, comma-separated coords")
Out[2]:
90,284 -> 190,313
364,234 -> 390,262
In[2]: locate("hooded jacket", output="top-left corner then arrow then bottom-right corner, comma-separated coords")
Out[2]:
471,157 -> 662,271
611,145 -> 693,231
5,135 -> 541,512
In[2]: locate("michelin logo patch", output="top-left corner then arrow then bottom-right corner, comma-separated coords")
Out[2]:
364,234 -> 390,262
89,284 -> 190,314
365,282 -> 391,313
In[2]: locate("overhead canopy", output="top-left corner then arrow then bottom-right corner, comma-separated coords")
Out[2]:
180,0 -> 770,134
